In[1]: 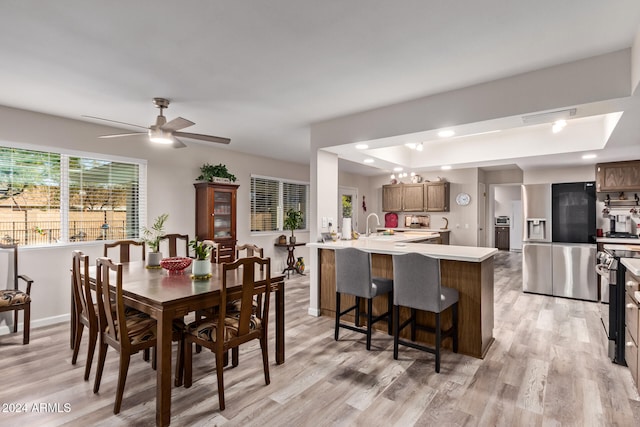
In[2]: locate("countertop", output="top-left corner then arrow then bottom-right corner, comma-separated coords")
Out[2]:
597,237 -> 640,244
621,258 -> 640,276
307,235 -> 497,262
376,227 -> 450,233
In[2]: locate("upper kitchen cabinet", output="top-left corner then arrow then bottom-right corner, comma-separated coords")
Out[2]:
382,182 -> 450,212
382,184 -> 403,212
402,184 -> 424,211
424,182 -> 450,212
596,160 -> 640,192
194,182 -> 239,263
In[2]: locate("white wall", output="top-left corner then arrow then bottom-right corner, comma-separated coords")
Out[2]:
523,165 -> 595,184
0,105 -> 310,334
494,186 -> 521,217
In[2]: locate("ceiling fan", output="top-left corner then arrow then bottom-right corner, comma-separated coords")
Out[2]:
83,98 -> 230,148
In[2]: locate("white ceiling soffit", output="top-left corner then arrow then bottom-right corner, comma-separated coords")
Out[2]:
328,112 -> 625,173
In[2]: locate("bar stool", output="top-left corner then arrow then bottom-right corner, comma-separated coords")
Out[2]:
334,247 -> 393,350
392,252 -> 458,373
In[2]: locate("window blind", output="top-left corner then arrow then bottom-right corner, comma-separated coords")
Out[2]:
0,145 -> 145,246
251,175 -> 308,232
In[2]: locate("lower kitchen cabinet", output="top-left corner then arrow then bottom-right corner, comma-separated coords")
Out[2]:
495,226 -> 510,250
625,270 -> 640,393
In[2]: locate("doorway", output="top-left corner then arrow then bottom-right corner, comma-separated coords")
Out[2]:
338,186 -> 358,234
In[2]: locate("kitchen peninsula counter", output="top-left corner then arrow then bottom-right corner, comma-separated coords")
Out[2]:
307,238 -> 497,359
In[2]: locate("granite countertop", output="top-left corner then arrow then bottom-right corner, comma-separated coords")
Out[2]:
307,235 -> 497,262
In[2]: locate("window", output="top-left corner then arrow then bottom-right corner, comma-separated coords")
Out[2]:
0,145 -> 145,246
251,175 -> 308,232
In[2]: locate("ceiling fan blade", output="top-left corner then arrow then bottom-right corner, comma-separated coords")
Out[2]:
171,137 -> 187,149
161,117 -> 194,132
98,132 -> 147,138
82,115 -> 148,130
173,131 -> 231,144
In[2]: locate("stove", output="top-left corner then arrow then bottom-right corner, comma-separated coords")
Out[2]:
596,245 -> 640,364
605,232 -> 639,239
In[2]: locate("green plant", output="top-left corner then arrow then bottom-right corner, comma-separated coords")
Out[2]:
189,239 -> 212,260
342,196 -> 352,218
196,163 -> 237,182
141,213 -> 168,252
283,209 -> 303,237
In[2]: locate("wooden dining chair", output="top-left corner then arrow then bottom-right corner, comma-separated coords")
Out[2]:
0,243 -> 34,344
103,240 -> 146,263
203,240 -> 220,264
159,234 -> 189,257
183,256 -> 272,411
235,243 -> 264,260
71,250 -> 99,381
93,257 -> 185,413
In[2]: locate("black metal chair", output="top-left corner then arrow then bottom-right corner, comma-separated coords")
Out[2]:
392,252 -> 459,373
334,247 -> 393,350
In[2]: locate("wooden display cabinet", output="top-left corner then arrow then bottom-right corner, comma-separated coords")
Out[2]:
194,182 -> 239,263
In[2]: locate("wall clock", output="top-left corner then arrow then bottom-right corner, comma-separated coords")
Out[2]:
455,192 -> 471,206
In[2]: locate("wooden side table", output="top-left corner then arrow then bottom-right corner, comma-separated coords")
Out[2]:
274,242 -> 305,278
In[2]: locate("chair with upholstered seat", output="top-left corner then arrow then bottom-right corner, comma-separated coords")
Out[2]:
103,240 -> 146,263
183,256 -> 272,411
159,234 -> 189,257
392,252 -> 459,373
0,243 -> 34,344
93,257 -> 185,413
71,250 -> 99,380
334,247 -> 393,350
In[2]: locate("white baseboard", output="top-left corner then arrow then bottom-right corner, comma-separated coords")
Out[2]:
0,313 -> 70,336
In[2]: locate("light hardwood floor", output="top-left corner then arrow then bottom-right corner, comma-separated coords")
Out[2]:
1,251 -> 640,426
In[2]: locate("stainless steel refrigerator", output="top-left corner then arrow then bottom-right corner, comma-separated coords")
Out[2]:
522,182 -> 597,301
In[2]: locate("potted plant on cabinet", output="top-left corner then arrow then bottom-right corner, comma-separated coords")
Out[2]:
141,213 -> 168,267
196,163 -> 237,183
284,208 -> 303,244
189,239 -> 212,277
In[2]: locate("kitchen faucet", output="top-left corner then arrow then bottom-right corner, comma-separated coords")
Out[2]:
366,213 -> 380,236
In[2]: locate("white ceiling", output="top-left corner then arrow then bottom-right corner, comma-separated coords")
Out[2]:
1,1 -> 639,173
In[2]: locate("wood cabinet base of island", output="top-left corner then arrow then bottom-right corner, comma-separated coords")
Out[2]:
318,249 -> 494,359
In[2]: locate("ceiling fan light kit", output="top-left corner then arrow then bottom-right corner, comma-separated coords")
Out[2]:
89,98 -> 230,148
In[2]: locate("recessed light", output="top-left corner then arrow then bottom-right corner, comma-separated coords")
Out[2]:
552,120 -> 567,133
363,158 -> 374,164
416,143 -> 424,152
438,130 -> 455,138
393,167 -> 403,172
582,154 -> 597,159
355,143 -> 368,150
404,143 -> 417,149
441,165 -> 452,170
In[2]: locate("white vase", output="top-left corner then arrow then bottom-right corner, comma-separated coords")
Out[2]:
342,218 -> 352,240
192,259 -> 211,276
148,252 -> 163,267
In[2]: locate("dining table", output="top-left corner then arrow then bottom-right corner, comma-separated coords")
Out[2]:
74,260 -> 286,426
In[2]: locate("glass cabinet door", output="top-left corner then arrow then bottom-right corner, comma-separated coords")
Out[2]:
213,191 -> 232,238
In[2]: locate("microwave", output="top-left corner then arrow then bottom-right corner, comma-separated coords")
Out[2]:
495,216 -> 510,226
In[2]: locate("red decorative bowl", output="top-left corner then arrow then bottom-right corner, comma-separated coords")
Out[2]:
160,257 -> 192,274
